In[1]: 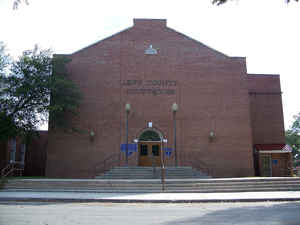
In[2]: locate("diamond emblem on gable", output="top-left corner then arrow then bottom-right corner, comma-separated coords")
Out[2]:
145,45 -> 157,55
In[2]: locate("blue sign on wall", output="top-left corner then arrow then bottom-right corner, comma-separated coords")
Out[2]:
163,147 -> 173,156
120,144 -> 172,156
120,144 -> 137,155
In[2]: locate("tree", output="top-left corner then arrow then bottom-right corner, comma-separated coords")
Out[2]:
0,45 -> 81,141
13,0 -> 29,10
291,112 -> 300,133
212,0 -> 298,5
0,42 -> 11,77
286,113 -> 300,167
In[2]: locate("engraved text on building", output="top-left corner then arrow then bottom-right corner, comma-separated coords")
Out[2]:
121,80 -> 177,95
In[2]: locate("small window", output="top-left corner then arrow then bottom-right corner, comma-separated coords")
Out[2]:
152,145 -> 160,156
140,145 -> 148,156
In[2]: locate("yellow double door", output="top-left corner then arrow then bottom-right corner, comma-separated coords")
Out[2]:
138,142 -> 161,167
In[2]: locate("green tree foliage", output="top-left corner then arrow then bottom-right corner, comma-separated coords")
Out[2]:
0,42 -> 11,76
286,113 -> 300,167
212,0 -> 298,5
0,45 -> 80,141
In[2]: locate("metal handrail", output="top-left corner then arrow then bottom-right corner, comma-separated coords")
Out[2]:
182,159 -> 212,176
94,153 -> 120,175
1,164 -> 13,177
160,144 -> 165,191
1,162 -> 24,178
93,149 -> 211,179
163,151 -> 211,176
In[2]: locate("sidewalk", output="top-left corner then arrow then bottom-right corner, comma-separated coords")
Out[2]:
1,191 -> 300,203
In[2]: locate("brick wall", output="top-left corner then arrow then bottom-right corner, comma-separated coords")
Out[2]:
248,74 -> 285,144
44,19 -> 287,178
23,131 -> 48,176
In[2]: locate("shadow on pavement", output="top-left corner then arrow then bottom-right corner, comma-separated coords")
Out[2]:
161,202 -> 300,225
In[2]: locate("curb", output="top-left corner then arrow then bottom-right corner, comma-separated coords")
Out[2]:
1,197 -> 300,203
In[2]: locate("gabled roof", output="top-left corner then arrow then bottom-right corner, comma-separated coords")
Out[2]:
165,26 -> 229,58
71,18 -> 230,58
71,27 -> 132,55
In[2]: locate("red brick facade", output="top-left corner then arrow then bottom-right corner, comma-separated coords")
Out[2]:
0,132 -> 48,177
45,19 -> 286,178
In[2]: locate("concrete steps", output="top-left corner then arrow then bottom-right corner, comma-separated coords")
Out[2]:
95,167 -> 211,179
2,177 -> 300,193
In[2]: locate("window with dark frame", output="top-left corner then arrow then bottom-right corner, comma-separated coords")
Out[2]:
152,145 -> 160,156
140,144 -> 148,156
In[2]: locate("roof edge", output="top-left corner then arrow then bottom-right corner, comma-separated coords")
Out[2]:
70,26 -> 133,55
53,54 -> 70,57
165,27 -> 230,58
248,73 -> 280,77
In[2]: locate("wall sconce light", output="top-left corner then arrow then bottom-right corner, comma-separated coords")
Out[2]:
209,131 -> 215,142
125,103 -> 131,113
163,139 -> 168,143
172,103 -> 178,112
134,139 -> 138,143
90,130 -> 95,142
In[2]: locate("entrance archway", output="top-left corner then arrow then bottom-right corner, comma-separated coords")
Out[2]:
138,129 -> 162,167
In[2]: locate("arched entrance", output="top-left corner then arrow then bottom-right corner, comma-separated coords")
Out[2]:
138,129 -> 162,167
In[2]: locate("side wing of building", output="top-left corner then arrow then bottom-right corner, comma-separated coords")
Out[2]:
248,74 -> 285,144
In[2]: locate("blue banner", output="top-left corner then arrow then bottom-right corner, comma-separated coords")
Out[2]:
163,147 -> 173,156
165,151 -> 172,156
120,144 -> 137,152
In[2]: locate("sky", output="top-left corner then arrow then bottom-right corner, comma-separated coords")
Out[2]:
0,0 -> 299,130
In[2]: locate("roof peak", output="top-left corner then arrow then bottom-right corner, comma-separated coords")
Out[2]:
133,18 -> 167,28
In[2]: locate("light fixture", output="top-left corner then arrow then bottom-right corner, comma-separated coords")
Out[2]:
125,103 -> 131,113
89,130 -> 95,142
125,103 -> 131,166
209,131 -> 215,141
90,131 -> 95,137
172,103 -> 178,166
172,103 -> 178,112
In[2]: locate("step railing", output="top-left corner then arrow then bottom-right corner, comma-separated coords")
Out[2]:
94,153 -> 120,176
93,152 -> 212,177
182,159 -> 212,177
1,161 -> 24,178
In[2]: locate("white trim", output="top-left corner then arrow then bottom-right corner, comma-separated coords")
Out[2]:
259,150 -> 292,153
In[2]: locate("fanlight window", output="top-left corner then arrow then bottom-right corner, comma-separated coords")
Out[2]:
139,130 -> 161,141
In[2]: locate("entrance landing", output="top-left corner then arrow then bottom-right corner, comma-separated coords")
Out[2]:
95,167 -> 210,179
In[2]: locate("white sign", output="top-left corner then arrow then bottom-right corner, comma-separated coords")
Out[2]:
145,45 -> 157,55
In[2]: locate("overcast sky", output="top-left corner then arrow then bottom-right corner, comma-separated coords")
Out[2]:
0,0 -> 299,130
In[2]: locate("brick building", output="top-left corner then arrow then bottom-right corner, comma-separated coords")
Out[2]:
0,132 -> 48,177
45,19 -> 292,178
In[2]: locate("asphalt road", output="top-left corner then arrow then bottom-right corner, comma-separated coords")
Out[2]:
1,201 -> 300,225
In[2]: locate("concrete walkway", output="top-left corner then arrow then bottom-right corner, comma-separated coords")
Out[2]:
1,191 -> 300,203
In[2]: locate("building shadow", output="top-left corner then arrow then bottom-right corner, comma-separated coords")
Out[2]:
161,202 -> 300,225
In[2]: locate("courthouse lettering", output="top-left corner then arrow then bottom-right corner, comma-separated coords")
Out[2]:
121,80 -> 177,95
